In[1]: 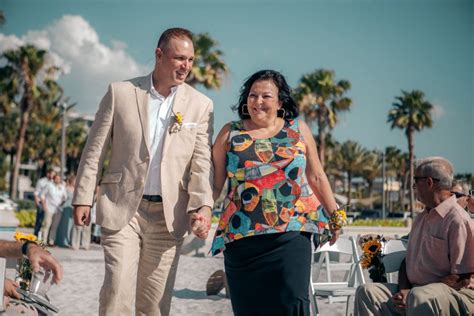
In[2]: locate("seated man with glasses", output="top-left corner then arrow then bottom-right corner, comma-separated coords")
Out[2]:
354,156 -> 474,316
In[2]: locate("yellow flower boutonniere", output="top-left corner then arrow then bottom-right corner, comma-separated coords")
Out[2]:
170,111 -> 184,134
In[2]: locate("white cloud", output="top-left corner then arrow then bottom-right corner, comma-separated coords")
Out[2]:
0,15 -> 147,113
431,103 -> 445,120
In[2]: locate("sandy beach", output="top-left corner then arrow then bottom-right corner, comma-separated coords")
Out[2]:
38,226 -> 409,316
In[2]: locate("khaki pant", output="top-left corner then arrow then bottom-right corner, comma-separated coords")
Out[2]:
99,200 -> 183,316
40,211 -> 55,244
354,282 -> 474,316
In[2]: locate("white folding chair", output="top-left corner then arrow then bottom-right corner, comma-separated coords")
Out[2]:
309,236 -> 365,316
0,257 -> 6,313
381,239 -> 407,283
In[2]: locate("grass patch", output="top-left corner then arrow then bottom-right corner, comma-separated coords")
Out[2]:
350,219 -> 407,227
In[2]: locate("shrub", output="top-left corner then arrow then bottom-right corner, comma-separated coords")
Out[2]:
16,199 -> 35,210
15,209 -> 36,228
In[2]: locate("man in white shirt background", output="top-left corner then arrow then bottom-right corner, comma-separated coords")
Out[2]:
33,169 -> 56,237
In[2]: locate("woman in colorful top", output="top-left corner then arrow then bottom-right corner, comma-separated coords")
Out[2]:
211,70 -> 340,316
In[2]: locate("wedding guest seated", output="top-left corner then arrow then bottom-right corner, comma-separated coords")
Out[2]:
354,156 -> 474,315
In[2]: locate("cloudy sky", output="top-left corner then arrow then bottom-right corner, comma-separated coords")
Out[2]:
2,0 -> 473,172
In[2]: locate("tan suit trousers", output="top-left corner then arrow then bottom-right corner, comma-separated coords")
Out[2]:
99,200 -> 183,316
354,282 -> 474,316
71,223 -> 91,250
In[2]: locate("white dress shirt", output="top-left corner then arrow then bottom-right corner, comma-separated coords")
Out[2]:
41,182 -> 67,214
143,75 -> 178,195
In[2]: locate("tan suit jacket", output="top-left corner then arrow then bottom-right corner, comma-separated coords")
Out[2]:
73,74 -> 214,238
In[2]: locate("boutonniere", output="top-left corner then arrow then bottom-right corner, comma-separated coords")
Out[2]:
169,111 -> 184,134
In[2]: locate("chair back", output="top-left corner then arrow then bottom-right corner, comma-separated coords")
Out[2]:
382,239 -> 407,282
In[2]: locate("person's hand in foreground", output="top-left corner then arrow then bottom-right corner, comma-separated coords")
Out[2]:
190,206 -> 212,239
391,289 -> 410,313
73,205 -> 91,226
27,243 -> 63,284
3,279 -> 21,299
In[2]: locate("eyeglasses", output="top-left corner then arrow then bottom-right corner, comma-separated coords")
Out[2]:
413,176 -> 440,184
451,191 -> 467,198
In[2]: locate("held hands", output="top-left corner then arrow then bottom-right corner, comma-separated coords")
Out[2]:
73,205 -> 91,226
391,289 -> 410,312
190,206 -> 212,240
27,243 -> 63,284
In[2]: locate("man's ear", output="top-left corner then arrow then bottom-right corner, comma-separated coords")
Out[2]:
155,48 -> 163,61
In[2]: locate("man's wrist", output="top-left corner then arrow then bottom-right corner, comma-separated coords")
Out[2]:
21,240 -> 33,257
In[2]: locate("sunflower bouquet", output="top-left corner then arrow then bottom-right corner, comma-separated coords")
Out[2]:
359,235 -> 388,283
14,232 -> 46,291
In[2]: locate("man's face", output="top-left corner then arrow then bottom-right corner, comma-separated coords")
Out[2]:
413,173 -> 438,204
155,37 -> 194,87
48,171 -> 56,180
53,175 -> 61,184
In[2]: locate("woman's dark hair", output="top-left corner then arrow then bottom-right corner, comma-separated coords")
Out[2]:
232,70 -> 298,120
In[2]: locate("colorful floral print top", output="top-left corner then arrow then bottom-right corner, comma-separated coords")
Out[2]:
211,119 -> 330,256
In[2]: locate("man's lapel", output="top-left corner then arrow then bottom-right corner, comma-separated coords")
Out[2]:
135,74 -> 152,155
161,84 -> 189,156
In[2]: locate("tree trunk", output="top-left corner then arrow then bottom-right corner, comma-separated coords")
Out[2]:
10,110 -> 30,199
347,171 -> 352,210
317,112 -> 326,170
407,129 -> 415,218
367,181 -> 374,209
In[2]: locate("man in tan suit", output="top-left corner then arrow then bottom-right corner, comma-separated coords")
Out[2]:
72,28 -> 214,316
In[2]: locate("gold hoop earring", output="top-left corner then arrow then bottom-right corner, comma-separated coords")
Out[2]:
242,104 -> 249,115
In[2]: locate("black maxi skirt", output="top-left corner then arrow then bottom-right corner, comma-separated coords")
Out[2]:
224,231 -> 312,316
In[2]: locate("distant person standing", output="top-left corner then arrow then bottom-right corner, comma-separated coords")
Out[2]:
41,174 -> 67,245
55,175 -> 76,247
33,169 -> 56,237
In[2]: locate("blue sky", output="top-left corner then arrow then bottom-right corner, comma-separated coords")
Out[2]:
2,0 -> 473,172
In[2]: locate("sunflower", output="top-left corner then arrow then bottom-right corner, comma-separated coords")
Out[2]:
14,231 -> 28,241
360,254 -> 373,269
363,239 -> 382,256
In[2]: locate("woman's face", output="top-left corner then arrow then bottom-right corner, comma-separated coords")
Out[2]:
246,80 -> 282,124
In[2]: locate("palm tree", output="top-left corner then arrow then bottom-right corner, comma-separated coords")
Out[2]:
387,90 -> 433,218
336,140 -> 367,208
1,44 -> 60,198
295,69 -> 352,169
186,33 -> 229,90
384,146 -> 410,210
0,11 -> 5,27
360,150 -> 382,207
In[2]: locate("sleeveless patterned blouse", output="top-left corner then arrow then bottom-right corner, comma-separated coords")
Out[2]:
211,119 -> 329,256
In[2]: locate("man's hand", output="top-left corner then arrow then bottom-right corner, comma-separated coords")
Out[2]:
391,289 -> 410,312
440,274 -> 472,290
73,205 -> 91,226
4,279 -> 21,299
27,243 -> 63,284
190,206 -> 212,240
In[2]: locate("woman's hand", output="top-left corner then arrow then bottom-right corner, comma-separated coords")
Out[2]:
190,207 -> 212,239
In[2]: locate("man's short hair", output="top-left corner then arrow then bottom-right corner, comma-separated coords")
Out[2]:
415,156 -> 454,190
157,28 -> 193,49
